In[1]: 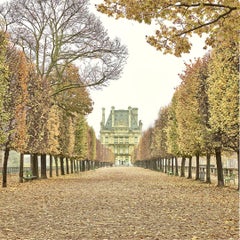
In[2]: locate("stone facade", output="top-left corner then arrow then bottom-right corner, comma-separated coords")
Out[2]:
100,106 -> 142,166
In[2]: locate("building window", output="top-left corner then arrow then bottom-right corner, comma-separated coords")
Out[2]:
114,137 -> 118,144
119,137 -> 123,143
134,136 -> 138,144
105,136 -> 108,144
125,137 -> 129,143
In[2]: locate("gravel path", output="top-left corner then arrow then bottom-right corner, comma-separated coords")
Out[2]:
0,167 -> 239,240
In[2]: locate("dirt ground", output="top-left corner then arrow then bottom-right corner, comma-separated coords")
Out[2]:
0,167 -> 239,240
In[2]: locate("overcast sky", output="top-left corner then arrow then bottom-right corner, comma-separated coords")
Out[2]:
87,1 -> 207,137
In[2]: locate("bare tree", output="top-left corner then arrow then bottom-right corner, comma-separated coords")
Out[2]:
0,0 -> 128,92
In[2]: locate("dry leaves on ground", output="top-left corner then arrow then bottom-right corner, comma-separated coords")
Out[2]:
0,167 -> 239,240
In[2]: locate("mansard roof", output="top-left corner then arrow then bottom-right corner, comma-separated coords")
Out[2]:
101,107 -> 142,131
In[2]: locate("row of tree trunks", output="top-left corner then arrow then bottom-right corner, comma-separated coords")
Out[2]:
134,152 -> 226,187
14,154 -> 112,184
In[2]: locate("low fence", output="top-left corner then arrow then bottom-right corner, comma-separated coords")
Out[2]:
0,167 -> 31,175
0,161 -> 113,176
134,159 -> 238,177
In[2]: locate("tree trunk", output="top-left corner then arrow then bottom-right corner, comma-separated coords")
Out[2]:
82,160 -> 85,172
19,153 -> 24,183
171,157 -> 174,174
49,155 -> 53,177
187,156 -> 192,179
60,156 -> 65,175
215,147 -> 224,187
31,154 -> 39,178
66,158 -> 69,174
75,160 -> 78,172
159,158 -> 163,172
180,157 -> 186,177
206,152 -> 211,183
70,159 -> 74,174
2,147 -> 10,188
175,157 -> 179,176
167,159 -> 170,172
195,153 -> 200,180
164,159 -> 167,173
237,150 -> 239,191
54,156 -> 59,176
41,154 -> 47,179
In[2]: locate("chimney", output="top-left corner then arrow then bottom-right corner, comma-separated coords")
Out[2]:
128,106 -> 132,128
101,108 -> 105,128
111,106 -> 115,127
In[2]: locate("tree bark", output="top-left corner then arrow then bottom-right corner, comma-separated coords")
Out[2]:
19,153 -> 24,183
41,154 -> 47,179
164,159 -> 167,173
70,159 -> 74,174
2,147 -> 10,188
206,152 -> 211,183
54,156 -> 59,176
175,157 -> 179,176
171,157 -> 174,174
180,157 -> 186,177
195,153 -> 200,180
215,147 -> 224,187
167,159 -> 170,172
187,156 -> 192,179
159,158 -> 163,172
66,158 -> 69,174
237,150 -> 239,191
49,155 -> 53,177
60,156 -> 65,175
75,160 -> 78,172
82,160 -> 85,172
31,154 -> 39,178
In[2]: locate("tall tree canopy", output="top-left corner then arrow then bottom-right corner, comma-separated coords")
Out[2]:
97,0 -> 239,56
0,0 -> 128,90
207,40 -> 239,154
0,31 -> 9,145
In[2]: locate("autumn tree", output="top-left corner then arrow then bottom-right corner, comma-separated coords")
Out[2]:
87,127 -> 97,161
0,0 -> 128,91
136,127 -> 153,166
46,104 -> 60,177
1,40 -> 30,187
26,67 -> 50,179
176,56 -> 213,180
0,31 -> 10,187
207,40 -> 239,187
98,0 -> 239,56
151,106 -> 169,159
151,106 -> 171,172
166,92 -> 180,175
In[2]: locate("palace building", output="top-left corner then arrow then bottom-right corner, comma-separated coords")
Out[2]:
100,106 -> 142,166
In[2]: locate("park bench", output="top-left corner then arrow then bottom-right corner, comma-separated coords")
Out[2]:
23,171 -> 37,182
23,176 -> 37,181
224,174 -> 236,185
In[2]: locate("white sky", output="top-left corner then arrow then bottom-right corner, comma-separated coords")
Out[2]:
87,1 -> 207,137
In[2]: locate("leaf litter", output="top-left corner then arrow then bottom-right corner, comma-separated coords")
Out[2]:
0,167 -> 239,240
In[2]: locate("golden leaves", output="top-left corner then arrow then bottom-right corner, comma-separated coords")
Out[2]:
0,167 -> 239,239
97,0 -> 240,56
